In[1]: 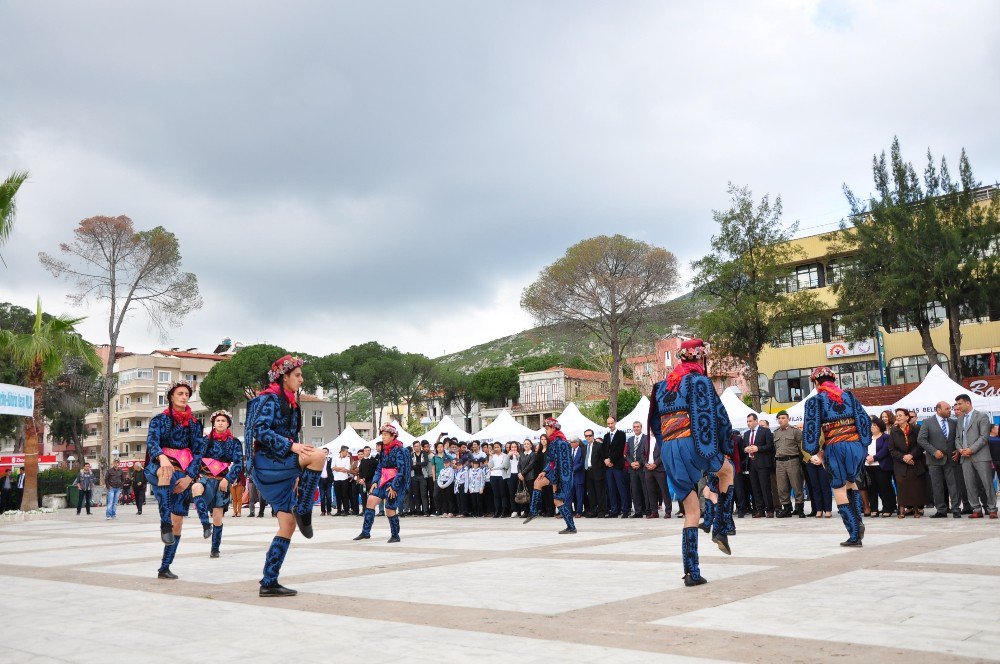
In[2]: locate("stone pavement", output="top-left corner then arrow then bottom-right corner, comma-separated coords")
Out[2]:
2,508 -> 998,663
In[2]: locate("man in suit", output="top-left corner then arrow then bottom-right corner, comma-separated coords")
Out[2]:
569,437 -> 586,517
917,400 -> 962,518
583,429 -> 608,518
319,454 -> 335,516
604,417 -> 629,517
642,422 -> 672,518
954,394 -> 997,518
625,421 -> 648,519
743,414 -> 775,518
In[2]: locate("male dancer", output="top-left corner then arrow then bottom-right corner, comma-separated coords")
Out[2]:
522,418 -> 576,534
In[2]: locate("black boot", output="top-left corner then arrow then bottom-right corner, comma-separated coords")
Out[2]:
682,527 -> 708,586
259,583 -> 298,597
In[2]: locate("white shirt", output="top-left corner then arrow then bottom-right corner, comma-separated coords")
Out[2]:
332,454 -> 351,481
646,435 -> 655,464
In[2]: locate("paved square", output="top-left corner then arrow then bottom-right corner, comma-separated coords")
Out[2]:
1,510 -> 997,662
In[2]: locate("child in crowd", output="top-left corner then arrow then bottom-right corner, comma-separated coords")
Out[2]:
453,458 -> 469,517
468,458 -> 487,517
436,458 -> 455,517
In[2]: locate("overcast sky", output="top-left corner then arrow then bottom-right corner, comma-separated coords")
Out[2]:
1,1 -> 998,358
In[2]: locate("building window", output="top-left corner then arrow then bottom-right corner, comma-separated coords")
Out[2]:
157,393 -> 167,406
826,258 -> 856,285
123,444 -> 130,455
777,263 -> 823,293
830,314 -> 849,341
773,361 -> 881,402
887,354 -> 950,385
158,370 -> 171,383
135,444 -> 143,455
136,394 -> 150,404
238,408 -> 246,425
311,410 -> 323,427
959,304 -> 990,325
959,352 -> 998,377
137,369 -> 153,380
774,321 -> 825,348
884,302 -> 946,333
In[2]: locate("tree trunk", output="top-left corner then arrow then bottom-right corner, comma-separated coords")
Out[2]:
945,299 -> 964,380
609,342 -> 622,420
746,357 -> 762,411
916,320 -> 942,372
20,363 -> 44,512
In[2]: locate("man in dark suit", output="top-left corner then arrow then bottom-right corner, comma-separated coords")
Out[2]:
625,421 -> 648,519
642,423 -> 671,518
743,414 -> 775,517
569,437 -> 586,517
917,401 -> 962,518
583,429 -> 608,518
604,417 -> 629,517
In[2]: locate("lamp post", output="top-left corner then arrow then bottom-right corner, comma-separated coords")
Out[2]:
67,455 -> 76,470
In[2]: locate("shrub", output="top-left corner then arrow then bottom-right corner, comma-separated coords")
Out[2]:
37,467 -> 78,502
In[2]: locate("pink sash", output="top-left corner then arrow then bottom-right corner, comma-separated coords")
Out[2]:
202,458 -> 230,477
379,468 -> 397,488
163,447 -> 194,471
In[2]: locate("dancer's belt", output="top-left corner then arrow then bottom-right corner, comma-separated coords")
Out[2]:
162,447 -> 193,471
201,458 -> 231,477
660,411 -> 692,441
822,418 -> 860,445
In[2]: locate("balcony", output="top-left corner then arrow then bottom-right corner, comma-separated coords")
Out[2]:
512,399 -> 565,414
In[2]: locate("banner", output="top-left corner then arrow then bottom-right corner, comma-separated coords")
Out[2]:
963,375 -> 1000,398
1,455 -> 57,468
0,383 -> 34,417
826,339 -> 875,359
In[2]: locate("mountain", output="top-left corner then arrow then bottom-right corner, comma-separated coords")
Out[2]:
436,293 -> 707,372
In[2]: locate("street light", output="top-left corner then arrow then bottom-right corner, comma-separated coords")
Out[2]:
67,455 -> 76,469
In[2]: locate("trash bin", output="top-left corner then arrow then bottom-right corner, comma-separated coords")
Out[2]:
66,483 -> 79,508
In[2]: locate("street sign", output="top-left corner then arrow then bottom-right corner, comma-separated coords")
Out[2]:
0,383 -> 34,417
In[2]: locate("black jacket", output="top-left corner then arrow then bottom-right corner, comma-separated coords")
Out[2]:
358,457 -> 378,484
742,427 -> 775,469
604,429 -> 627,470
585,439 -> 608,477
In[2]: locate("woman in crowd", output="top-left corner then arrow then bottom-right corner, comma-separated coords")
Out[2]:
244,355 -> 328,597
488,442 -> 511,518
534,434 -> 555,517
890,407 -> 926,518
432,441 -> 448,516
144,380 -> 206,579
867,418 -> 897,517
354,423 -> 412,542
506,441 -> 522,517
191,409 -> 244,558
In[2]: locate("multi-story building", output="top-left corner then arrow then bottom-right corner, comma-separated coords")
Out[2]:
626,335 -> 750,396
513,366 -> 634,429
232,394 -> 346,447
757,188 -> 1000,410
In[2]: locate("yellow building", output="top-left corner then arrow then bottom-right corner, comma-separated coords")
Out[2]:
757,195 -> 1000,411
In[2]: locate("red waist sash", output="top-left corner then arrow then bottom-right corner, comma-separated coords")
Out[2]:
201,458 -> 230,478
660,411 -> 692,441
162,447 -> 193,472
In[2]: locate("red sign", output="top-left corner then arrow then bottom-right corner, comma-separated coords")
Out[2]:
117,459 -> 145,469
0,455 -> 57,467
963,375 -> 1000,398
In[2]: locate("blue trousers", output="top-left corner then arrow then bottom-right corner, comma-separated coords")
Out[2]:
572,480 -> 585,514
606,468 -> 628,514
805,462 -> 833,512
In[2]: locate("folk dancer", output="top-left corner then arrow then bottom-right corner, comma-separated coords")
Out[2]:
647,339 -> 735,587
522,417 -> 577,534
354,424 -> 412,542
802,366 -> 871,547
244,355 -> 328,597
192,409 -> 244,558
144,380 -> 207,580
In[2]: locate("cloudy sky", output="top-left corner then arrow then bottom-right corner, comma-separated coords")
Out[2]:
1,1 -> 998,358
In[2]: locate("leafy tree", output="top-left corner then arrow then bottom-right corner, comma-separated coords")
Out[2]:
585,387 -> 643,423
39,216 -> 202,470
0,298 -> 100,510
692,183 -> 822,409
45,355 -> 111,464
435,367 -> 474,432
522,234 -> 680,416
0,170 -> 28,264
302,352 -> 356,429
0,302 -> 55,442
469,366 -> 519,406
199,344 -> 287,411
832,138 -> 1000,379
339,342 -> 402,428
512,354 -> 595,373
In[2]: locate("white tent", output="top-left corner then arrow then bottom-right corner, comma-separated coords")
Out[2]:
323,425 -> 369,454
473,410 -> 539,444
620,396 -> 651,433
781,388 -> 817,426
720,387 -> 766,430
421,415 -> 473,443
554,402 -> 607,440
891,364 -> 991,418
368,420 -> 417,446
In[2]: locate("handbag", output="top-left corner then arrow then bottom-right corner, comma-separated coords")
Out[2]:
514,480 -> 529,505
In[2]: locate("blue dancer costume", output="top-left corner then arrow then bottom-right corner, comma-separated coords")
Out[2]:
144,380 -> 206,579
525,420 -> 576,533
193,409 -> 244,557
802,366 -> 871,547
357,425 -> 412,543
244,355 -> 323,595
647,339 -> 734,586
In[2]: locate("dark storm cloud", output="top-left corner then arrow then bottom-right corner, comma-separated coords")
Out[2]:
1,1 -> 998,355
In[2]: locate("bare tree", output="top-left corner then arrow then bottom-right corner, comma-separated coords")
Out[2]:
39,216 -> 202,470
521,234 -> 680,416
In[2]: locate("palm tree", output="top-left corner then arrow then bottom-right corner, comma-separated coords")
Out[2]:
0,298 -> 99,511
0,170 -> 29,250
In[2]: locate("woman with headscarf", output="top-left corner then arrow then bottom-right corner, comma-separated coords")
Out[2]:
521,417 -> 576,534
244,355 -> 328,597
353,423 -> 412,543
802,367 -> 872,546
646,339 -> 735,587
144,380 -> 207,580
191,409 -> 244,558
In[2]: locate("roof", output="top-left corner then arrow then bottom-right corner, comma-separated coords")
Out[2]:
153,349 -> 231,361
300,394 -> 331,403
548,366 -> 636,386
625,353 -> 657,364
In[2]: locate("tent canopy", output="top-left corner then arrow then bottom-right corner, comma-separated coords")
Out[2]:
620,396 -> 651,434
421,415 -> 472,443
719,387 -> 765,429
891,365 -> 990,418
554,402 -> 607,440
323,425 -> 369,454
368,420 -> 417,446
473,410 -> 539,444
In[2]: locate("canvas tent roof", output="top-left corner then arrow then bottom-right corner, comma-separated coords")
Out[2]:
368,420 -> 417,446
620,395 -> 651,433
473,410 -> 539,444
323,425 -> 369,454
891,365 -> 990,418
554,402 -> 607,440
421,415 -> 472,443
720,387 -> 765,429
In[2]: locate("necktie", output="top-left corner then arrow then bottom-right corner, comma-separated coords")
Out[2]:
941,418 -> 949,438
586,444 -> 592,470
750,429 -> 756,447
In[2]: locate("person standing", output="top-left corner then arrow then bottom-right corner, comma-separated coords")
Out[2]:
410,442 -> 431,517
421,441 -> 435,515
865,419 -> 896,517
522,418 -> 577,534
626,421 -> 648,519
917,401 -> 962,518
243,355 -> 328,596
954,394 -> 997,519
104,463 -> 126,520
890,408 -> 927,518
75,463 -> 95,515
331,446 -> 353,516
487,442 -> 511,518
603,417 -> 628,518
772,411 -> 806,518
643,425 -> 671,519
353,424 -> 412,541
646,339 -> 734,587
583,429 -> 608,518
191,409 -> 244,557
318,453 -> 334,516
569,437 -> 586,517
743,414 -> 775,518
230,470 -> 245,517
131,465 -> 147,516
506,442 -> 523,517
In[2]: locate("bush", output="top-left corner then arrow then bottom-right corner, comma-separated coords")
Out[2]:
37,467 -> 78,502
